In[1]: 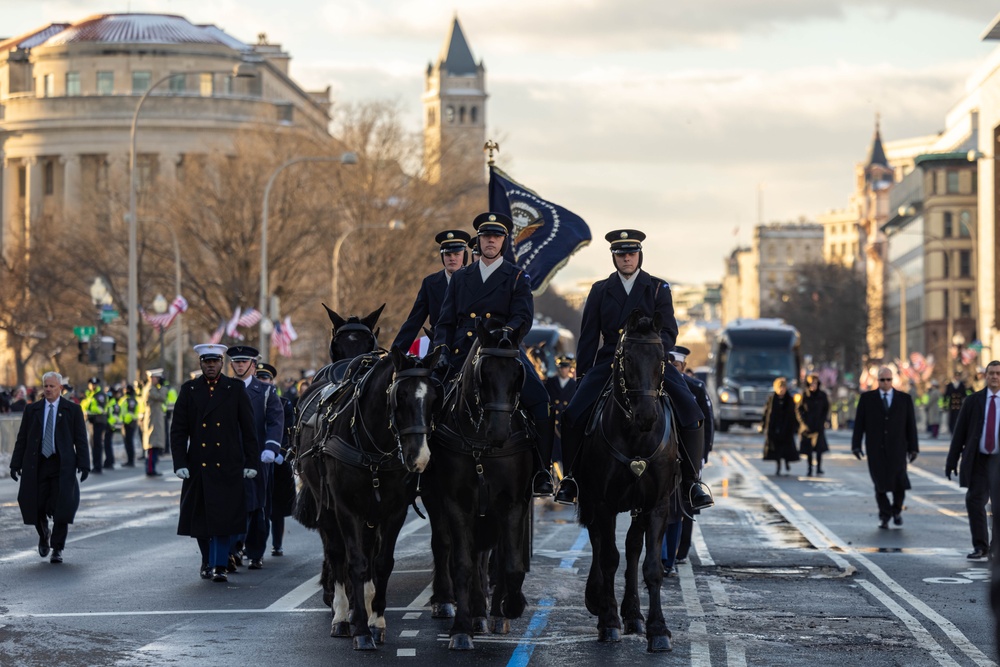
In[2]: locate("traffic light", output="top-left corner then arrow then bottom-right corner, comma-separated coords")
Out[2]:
77,340 -> 89,364
104,339 -> 117,364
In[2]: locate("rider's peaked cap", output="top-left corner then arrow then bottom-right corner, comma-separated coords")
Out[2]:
193,343 -> 228,360
472,212 -> 513,237
226,345 -> 260,361
435,229 -> 472,253
670,345 -> 691,363
556,354 -> 575,366
606,229 -> 645,254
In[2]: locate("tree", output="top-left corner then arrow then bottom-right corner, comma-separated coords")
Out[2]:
768,263 -> 867,376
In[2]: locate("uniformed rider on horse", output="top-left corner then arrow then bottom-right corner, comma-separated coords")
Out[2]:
553,229 -> 714,510
431,212 -> 555,496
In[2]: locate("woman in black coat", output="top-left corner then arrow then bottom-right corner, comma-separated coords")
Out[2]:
796,374 -> 830,476
762,377 -> 800,475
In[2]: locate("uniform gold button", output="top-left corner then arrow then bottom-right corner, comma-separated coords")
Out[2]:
216,423 -> 220,427
485,313 -> 491,318
216,443 -> 220,447
202,463 -> 207,467
202,423 -> 206,427
454,348 -> 460,354
470,312 -> 476,318
216,463 -> 221,468
618,329 -> 623,334
466,331 -> 473,337
202,443 -> 206,447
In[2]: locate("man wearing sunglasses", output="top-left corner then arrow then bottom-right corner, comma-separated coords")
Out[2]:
852,367 -> 919,530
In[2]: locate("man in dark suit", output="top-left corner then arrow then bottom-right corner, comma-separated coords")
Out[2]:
433,212 -> 554,495
227,345 -> 284,570
852,366 -> 919,529
171,343 -> 259,583
10,371 -> 90,564
392,229 -> 471,354
945,360 -> 1000,559
554,229 -> 709,509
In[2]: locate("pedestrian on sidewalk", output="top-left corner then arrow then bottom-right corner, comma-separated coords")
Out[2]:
796,374 -> 830,476
852,366 -> 919,529
762,377 -> 799,476
945,360 -> 1000,560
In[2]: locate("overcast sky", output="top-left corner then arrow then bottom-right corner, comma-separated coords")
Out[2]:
3,1 -> 998,291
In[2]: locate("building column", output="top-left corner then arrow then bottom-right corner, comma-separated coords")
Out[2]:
24,156 -> 42,251
61,154 -> 81,219
158,153 -> 178,184
0,157 -> 18,259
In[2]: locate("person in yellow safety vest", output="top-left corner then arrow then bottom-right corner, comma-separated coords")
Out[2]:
104,387 -> 123,471
163,382 -> 178,443
81,378 -> 111,473
119,385 -> 140,466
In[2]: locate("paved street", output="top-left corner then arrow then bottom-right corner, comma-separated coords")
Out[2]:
0,430 -> 997,666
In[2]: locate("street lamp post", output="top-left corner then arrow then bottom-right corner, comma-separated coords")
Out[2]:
142,218 -> 184,387
888,265 -> 907,361
128,63 -> 256,383
331,220 -> 405,313
258,153 -> 358,362
152,293 -> 168,373
89,277 -> 113,385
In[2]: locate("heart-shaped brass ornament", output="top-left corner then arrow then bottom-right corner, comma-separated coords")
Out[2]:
629,460 -> 647,477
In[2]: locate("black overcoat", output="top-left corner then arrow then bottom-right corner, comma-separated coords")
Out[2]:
566,270 -> 702,428
170,375 -> 258,537
243,376 -> 284,512
945,389 -> 995,488
796,389 -> 830,454
432,259 -> 533,362
392,270 -> 448,352
11,397 -> 90,525
762,392 -> 800,462
271,395 -> 296,518
851,389 -> 918,493
685,375 -> 715,458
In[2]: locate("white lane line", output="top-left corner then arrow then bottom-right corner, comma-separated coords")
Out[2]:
856,580 -> 961,667
0,507 -> 176,563
728,451 -> 994,667
407,579 -> 435,610
266,574 -> 321,611
691,519 -> 715,566
676,562 -> 712,666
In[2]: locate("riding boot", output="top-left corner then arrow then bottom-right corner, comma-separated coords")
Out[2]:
532,417 -> 555,497
816,453 -> 824,475
554,414 -> 582,505
679,424 -> 714,511
807,453 -> 813,477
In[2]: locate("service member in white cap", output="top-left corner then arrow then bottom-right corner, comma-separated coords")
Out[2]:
170,343 -> 259,583
226,345 -> 283,570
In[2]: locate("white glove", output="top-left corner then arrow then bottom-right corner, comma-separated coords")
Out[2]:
175,468 -> 190,479
275,454 -> 284,465
243,468 -> 257,479
261,449 -> 276,464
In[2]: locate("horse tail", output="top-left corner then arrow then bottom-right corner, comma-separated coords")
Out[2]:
294,487 -> 320,530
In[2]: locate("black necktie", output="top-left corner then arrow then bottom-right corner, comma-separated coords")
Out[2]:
882,393 -> 889,411
42,404 -> 56,457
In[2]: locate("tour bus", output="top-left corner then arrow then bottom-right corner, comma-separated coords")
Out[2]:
707,318 -> 802,432
523,321 -> 576,379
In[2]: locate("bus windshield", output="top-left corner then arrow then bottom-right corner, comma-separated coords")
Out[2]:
724,347 -> 796,381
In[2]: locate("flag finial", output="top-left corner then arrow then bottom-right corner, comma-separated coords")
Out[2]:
484,140 -> 500,166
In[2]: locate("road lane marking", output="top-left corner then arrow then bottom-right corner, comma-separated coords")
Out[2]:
266,574 -> 321,611
678,561 -> 729,666
728,450 -> 995,667
506,597 -> 554,667
856,580 -> 961,667
691,519 -> 715,566
556,527 -> 589,571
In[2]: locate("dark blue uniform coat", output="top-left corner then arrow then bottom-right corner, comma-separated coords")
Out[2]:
171,376 -> 258,537
392,270 -> 449,352
11,397 -> 90,525
566,269 -> 703,428
243,376 -> 284,512
685,375 -> 714,460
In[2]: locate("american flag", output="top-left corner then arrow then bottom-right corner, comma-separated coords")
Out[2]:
272,317 -> 298,358
225,307 -> 244,340
140,295 -> 188,332
237,308 -> 262,328
209,321 -> 225,344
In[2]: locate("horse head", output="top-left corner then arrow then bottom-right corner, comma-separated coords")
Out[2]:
465,319 -> 525,446
323,303 -> 385,362
615,309 -> 665,432
388,347 -> 442,473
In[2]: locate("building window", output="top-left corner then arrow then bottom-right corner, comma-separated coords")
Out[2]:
277,103 -> 293,123
941,252 -> 949,278
66,72 -> 80,96
959,250 -> 971,278
946,171 -> 960,194
959,290 -> 973,318
943,211 -> 953,237
132,71 -> 151,94
96,71 -> 114,95
446,106 -> 455,124
200,73 -> 214,97
18,166 -> 26,198
959,211 -> 972,237
43,160 -> 54,196
470,106 -> 478,123
169,73 -> 186,93
459,106 -> 466,123
40,73 -> 54,98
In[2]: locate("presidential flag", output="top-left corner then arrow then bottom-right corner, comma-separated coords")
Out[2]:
488,166 -> 591,294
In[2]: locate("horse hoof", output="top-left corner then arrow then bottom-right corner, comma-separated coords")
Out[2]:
598,627 -> 622,643
472,617 -> 488,634
449,633 -> 475,650
624,619 -> 645,636
353,634 -> 377,651
370,626 -> 386,645
432,602 -> 456,619
647,634 -> 672,652
330,621 -> 351,638
488,616 -> 511,635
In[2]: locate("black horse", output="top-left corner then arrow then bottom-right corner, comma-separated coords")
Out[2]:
297,347 -> 442,650
309,303 -> 384,389
575,310 -> 679,652
423,319 -> 534,650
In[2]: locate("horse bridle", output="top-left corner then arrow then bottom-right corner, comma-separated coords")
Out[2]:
332,321 -> 378,353
614,334 -> 665,422
387,367 -> 440,452
467,346 -> 524,430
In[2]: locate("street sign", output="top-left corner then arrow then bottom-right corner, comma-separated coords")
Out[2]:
74,326 -> 97,339
100,310 -> 119,324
